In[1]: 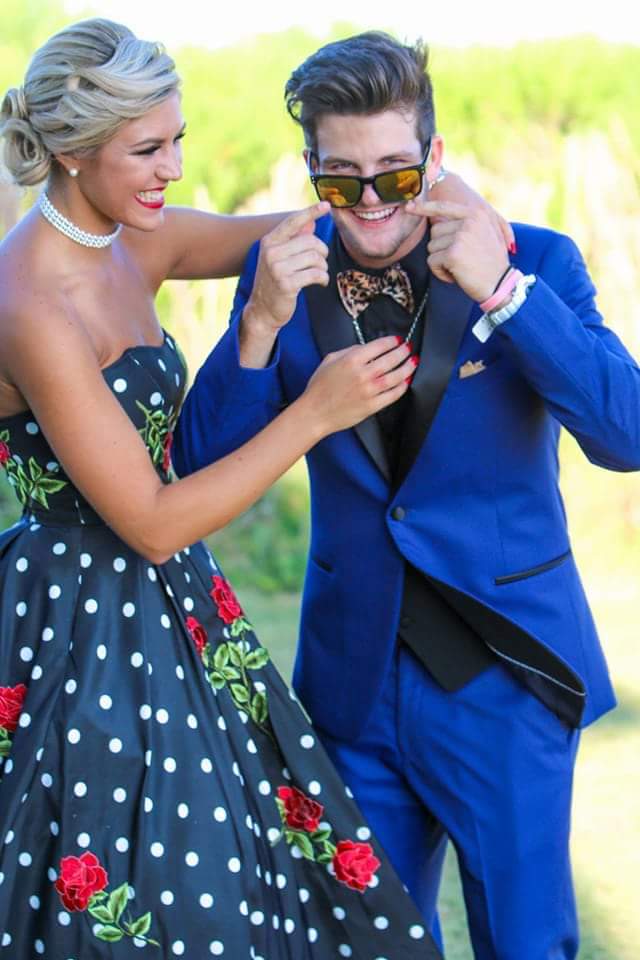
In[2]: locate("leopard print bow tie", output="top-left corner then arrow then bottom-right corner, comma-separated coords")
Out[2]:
336,265 -> 415,320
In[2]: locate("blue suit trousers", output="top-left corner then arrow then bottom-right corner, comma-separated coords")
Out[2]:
320,648 -> 580,960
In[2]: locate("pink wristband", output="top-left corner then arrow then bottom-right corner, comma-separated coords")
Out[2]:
479,268 -> 523,314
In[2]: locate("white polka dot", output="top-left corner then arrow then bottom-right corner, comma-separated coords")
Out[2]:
77,832 -> 91,848
113,788 -> 127,803
161,890 -> 174,905
80,553 -> 92,568
164,583 -> 174,598
187,713 -> 197,729
267,828 -> 281,844
99,695 -> 112,710
109,738 -> 123,753
16,558 -> 28,572
151,842 -> 164,858
333,907 -> 346,920
50,821 -> 59,836
19,646 -> 33,662
307,928 -> 318,943
276,874 -> 287,889
29,895 -> 40,909
284,919 -> 295,934
300,734 -> 315,749
31,665 -> 43,681
73,781 -> 87,798
199,893 -> 214,909
239,900 -> 249,917
147,567 -> 158,582
161,614 -> 171,629
122,602 -> 135,618
18,852 -> 32,867
177,803 -> 189,819
246,739 -> 257,754
374,916 -> 389,930
85,599 -> 98,614
339,946 -> 352,957
144,797 -> 153,813
213,807 -> 227,823
130,651 -> 144,668
156,709 -> 169,724
172,941 -> 185,955
209,943 -> 224,956
139,704 -> 152,720
42,627 -> 54,642
49,584 -> 61,599
41,774 -> 53,788
150,392 -> 163,406
52,542 -> 66,556
47,868 -> 56,882
217,717 -> 227,731
227,857 -> 241,873
113,378 -> 127,393
345,786 -> 354,798
272,915 -> 279,929
183,596 -> 194,612
57,911 -> 71,926
145,750 -> 152,766
357,827 -> 371,841
185,851 -> 199,867
16,601 -> 27,617
158,359 -> 167,371
409,924 -> 425,939
201,758 -> 213,774
250,911 -> 264,926
258,780 -> 271,796
1,934 -> 11,947
35,940 -> 45,955
113,557 -> 127,572
67,729 -> 81,745
115,837 -> 129,853
65,679 -> 77,694
25,422 -> 39,435
4,831 -> 14,845
163,757 -> 176,773
3,760 -> 12,774
368,874 -> 380,888
176,666 -> 185,681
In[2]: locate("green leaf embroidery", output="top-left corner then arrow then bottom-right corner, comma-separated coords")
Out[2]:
228,643 -> 245,667
245,648 -> 270,670
28,457 -> 43,482
88,904 -> 115,924
126,912 -> 152,937
221,666 -> 240,682
207,670 -> 227,690
285,830 -> 315,860
230,683 -> 250,705
213,644 -> 230,670
250,691 -> 268,725
107,882 -> 129,925
95,925 -> 124,943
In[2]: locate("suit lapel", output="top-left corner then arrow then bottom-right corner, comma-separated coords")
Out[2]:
304,233 -> 392,484
394,276 -> 474,490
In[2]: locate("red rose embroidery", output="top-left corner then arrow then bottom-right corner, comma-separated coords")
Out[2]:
0,684 -> 27,732
185,615 -> 208,656
0,441 -> 10,466
332,840 -> 381,892
162,432 -> 173,473
209,575 -> 243,625
278,785 -> 324,833
54,852 -> 109,912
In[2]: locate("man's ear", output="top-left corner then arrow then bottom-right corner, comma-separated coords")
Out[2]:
426,135 -> 444,182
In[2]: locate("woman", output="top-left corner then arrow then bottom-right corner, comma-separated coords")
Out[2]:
0,18 -> 446,958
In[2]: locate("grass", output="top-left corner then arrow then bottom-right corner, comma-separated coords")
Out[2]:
236,565 -> 639,960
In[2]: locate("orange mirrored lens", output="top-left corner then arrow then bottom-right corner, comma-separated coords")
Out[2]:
377,168 -> 422,201
315,179 -> 361,207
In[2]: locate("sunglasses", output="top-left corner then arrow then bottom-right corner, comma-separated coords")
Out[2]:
309,140 -> 431,208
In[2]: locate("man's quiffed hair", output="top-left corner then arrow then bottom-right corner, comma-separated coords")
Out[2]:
285,32 -> 435,153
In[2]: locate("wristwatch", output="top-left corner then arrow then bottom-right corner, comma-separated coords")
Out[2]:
472,273 -> 537,343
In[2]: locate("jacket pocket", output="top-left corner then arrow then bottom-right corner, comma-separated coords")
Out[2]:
495,549 -> 572,586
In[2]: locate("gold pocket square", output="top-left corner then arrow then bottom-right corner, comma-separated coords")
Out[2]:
459,360 -> 487,379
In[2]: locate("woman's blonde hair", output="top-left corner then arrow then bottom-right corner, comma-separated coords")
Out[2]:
0,18 -> 180,187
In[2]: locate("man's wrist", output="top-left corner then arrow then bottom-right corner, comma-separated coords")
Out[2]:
472,274 -> 537,343
239,302 -> 281,368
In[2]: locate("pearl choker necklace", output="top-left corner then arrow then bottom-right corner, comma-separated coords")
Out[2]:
39,192 -> 122,248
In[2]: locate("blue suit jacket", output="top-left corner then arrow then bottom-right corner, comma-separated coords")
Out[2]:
174,216 -> 640,741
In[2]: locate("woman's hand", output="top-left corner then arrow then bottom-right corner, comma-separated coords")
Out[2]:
302,336 -> 413,437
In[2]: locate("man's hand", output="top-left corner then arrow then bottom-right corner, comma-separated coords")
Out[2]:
240,202 -> 330,367
427,170 -> 515,254
406,197 -> 511,304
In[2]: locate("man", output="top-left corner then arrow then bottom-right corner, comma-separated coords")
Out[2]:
174,32 -> 640,959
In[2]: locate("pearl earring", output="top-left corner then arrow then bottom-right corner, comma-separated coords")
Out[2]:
69,167 -> 79,178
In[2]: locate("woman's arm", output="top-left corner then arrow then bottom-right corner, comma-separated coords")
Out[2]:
5,305 -> 412,564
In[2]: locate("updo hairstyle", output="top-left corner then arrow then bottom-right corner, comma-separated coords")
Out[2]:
0,18 -> 180,187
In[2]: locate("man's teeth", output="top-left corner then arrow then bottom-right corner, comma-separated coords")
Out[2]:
137,191 -> 164,202
353,208 -> 394,221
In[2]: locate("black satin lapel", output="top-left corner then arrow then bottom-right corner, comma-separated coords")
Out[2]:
394,277 -> 474,490
304,243 -> 391,485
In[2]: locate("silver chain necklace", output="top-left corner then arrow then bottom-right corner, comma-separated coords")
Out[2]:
351,285 -> 430,347
39,192 -> 122,248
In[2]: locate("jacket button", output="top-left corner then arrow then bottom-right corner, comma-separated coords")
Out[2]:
391,506 -> 406,521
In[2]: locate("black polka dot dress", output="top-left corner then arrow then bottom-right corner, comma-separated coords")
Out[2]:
0,332 -> 440,959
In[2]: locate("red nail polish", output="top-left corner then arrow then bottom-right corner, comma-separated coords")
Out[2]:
395,335 -> 403,345
411,355 -> 419,367
509,241 -> 517,254
405,374 -> 414,384
407,340 -> 413,351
